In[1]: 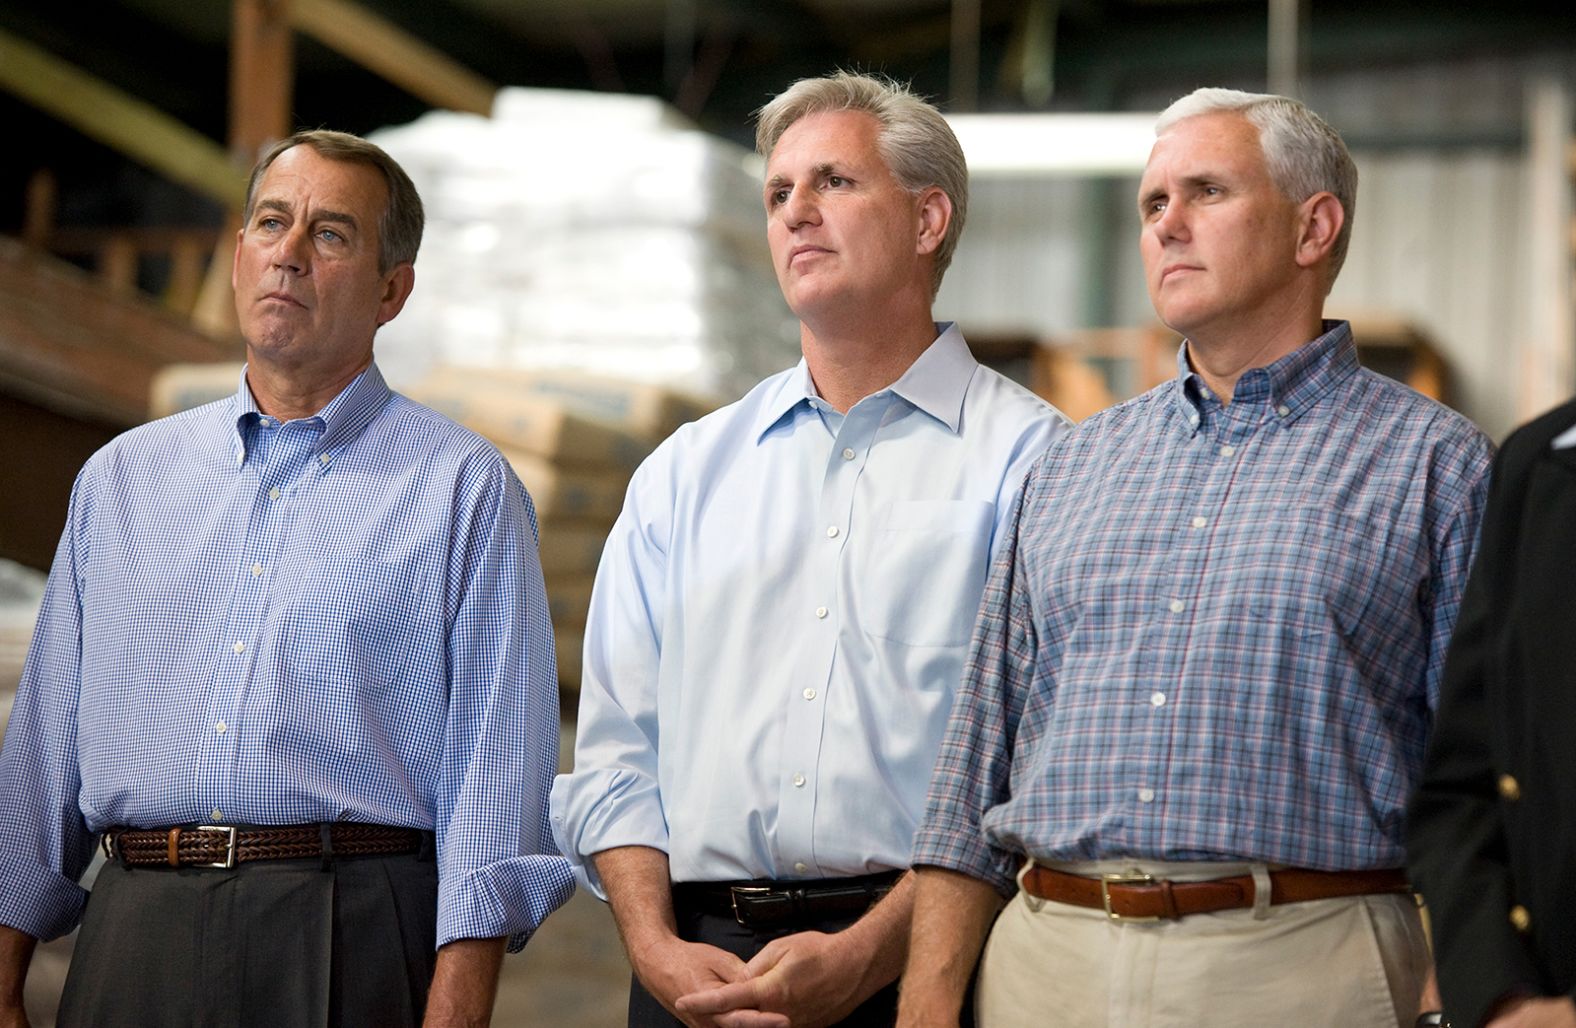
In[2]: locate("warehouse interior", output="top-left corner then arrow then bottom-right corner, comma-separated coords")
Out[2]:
4,0 -> 1576,1023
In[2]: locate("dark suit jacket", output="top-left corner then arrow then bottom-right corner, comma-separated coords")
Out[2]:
1407,396 -> 1576,1028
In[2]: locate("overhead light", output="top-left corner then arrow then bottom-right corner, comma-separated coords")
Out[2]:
946,113 -> 1158,177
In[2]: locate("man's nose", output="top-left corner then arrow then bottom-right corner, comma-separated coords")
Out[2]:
782,186 -> 819,227
272,225 -> 310,273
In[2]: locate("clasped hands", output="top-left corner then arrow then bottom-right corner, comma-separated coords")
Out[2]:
641,929 -> 872,1028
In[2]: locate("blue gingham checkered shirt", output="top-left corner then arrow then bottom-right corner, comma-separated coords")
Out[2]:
912,322 -> 1495,893
0,364 -> 573,948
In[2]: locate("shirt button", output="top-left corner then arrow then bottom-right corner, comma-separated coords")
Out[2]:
232,641 -> 245,654
792,773 -> 806,788
1138,788 -> 1155,803
841,448 -> 856,461
215,721 -> 227,734
1168,599 -> 1185,614
1497,774 -> 1521,801
815,606 -> 828,619
319,453 -> 331,465
211,809 -> 223,821
826,526 -> 839,538
1149,692 -> 1166,707
1277,405 -> 1291,417
803,688 -> 816,700
1219,445 -> 1236,457
1509,905 -> 1532,933
1191,516 -> 1206,529
794,861 -> 809,873
251,562 -> 263,577
267,486 -> 281,500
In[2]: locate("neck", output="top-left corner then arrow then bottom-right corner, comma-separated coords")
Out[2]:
799,306 -> 939,413
245,356 -> 371,421
1182,294 -> 1325,405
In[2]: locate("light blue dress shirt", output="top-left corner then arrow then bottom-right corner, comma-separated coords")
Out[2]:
0,365 -> 574,949
551,324 -> 1067,893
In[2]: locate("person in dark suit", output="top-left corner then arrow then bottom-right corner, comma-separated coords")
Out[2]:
1408,396 -> 1576,1028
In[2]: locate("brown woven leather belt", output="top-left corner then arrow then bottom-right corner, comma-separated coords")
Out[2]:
1021,863 -> 1411,921
103,823 -> 425,870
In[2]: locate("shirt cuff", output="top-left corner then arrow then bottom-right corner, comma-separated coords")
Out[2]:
0,859 -> 89,942
437,853 -> 575,953
549,769 -> 669,900
911,816 -> 1018,897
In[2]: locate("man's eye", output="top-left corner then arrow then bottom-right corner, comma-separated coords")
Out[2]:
827,175 -> 846,187
259,217 -> 283,230
319,228 -> 343,243
770,188 -> 790,206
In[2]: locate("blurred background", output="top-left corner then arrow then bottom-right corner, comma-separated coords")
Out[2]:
3,1 -> 1576,1023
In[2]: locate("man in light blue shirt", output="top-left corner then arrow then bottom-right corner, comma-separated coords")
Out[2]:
0,131 -> 571,1027
551,72 -> 1066,1027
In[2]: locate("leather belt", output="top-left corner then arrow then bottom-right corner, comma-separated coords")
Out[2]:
103,823 -> 426,870
674,870 -> 903,929
1021,863 -> 1411,921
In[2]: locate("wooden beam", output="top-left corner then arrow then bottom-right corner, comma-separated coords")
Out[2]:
291,0 -> 497,116
0,28 -> 246,210
231,0 -> 294,163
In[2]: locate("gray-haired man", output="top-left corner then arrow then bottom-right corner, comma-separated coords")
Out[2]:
899,88 -> 1493,1027
551,72 -> 1065,1027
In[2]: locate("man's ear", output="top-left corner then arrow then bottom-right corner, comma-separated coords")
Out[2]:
915,186 -> 952,256
1294,191 -> 1344,270
376,264 -> 416,327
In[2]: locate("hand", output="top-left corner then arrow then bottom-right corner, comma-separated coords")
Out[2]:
633,935 -> 752,1028
676,930 -> 872,1028
0,1004 -> 31,1028
1487,997 -> 1576,1028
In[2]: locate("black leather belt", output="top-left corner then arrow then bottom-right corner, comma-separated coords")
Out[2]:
673,870 -> 903,929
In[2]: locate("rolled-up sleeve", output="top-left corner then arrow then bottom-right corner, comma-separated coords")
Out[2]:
0,472 -> 100,941
550,445 -> 673,899
437,458 -> 574,951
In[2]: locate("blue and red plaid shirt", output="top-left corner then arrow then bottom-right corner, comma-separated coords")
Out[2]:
913,322 -> 1494,893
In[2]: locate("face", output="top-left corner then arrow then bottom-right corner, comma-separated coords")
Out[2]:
232,145 -> 412,380
1137,112 -> 1304,342
764,110 -> 934,321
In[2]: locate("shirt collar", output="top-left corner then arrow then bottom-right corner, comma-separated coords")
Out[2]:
230,362 -> 393,460
1173,319 -> 1358,432
751,322 -> 978,441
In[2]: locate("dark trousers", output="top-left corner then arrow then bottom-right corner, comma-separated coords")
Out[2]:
627,892 -> 900,1028
58,846 -> 438,1028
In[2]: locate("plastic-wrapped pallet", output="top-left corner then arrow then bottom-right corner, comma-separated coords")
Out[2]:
368,86 -> 800,398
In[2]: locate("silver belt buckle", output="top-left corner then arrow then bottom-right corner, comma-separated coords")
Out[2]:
729,885 -> 774,925
196,825 -> 239,869
1100,869 -> 1159,922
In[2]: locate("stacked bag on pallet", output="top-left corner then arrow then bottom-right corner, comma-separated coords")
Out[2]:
367,87 -> 799,398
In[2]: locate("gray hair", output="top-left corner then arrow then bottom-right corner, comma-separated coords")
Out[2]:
1157,87 -> 1357,285
243,129 -> 424,274
755,71 -> 968,298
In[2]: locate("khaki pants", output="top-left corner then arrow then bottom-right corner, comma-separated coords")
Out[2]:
976,859 -> 1429,1028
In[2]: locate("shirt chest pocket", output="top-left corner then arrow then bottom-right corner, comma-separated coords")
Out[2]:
861,499 -> 995,647
1242,507 -> 1402,642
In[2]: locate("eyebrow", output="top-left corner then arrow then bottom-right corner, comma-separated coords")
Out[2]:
765,162 -> 840,190
253,198 -> 359,229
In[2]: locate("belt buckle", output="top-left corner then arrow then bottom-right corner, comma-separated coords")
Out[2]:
196,825 -> 238,869
1100,869 -> 1159,922
729,886 -> 774,926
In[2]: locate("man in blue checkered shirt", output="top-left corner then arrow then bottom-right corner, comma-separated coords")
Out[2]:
0,131 -> 571,1026
897,90 -> 1494,1027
